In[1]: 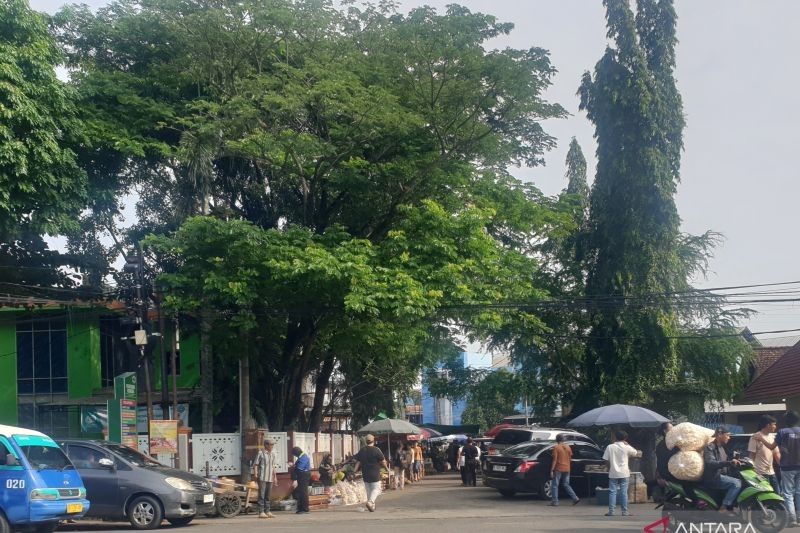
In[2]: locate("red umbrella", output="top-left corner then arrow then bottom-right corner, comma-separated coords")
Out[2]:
484,423 -> 515,438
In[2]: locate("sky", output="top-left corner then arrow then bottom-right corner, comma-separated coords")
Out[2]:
29,0 -> 800,339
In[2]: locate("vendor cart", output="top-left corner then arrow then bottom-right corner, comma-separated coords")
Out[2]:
206,478 -> 257,518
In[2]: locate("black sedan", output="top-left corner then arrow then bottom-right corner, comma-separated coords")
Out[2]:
484,440 -> 607,499
59,440 -> 215,529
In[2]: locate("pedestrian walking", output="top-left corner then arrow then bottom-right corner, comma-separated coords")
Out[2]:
602,430 -> 642,517
456,442 -> 467,485
758,410 -> 800,526
290,446 -> 311,514
402,443 -> 414,484
550,434 -> 579,506
748,415 -> 781,492
461,438 -> 480,487
253,438 -> 278,518
354,434 -> 388,512
392,445 -> 406,490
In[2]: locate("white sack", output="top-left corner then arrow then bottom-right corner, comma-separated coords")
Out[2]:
665,422 -> 714,452
668,450 -> 704,482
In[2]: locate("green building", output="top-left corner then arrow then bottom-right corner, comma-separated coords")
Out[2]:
0,303 -> 201,436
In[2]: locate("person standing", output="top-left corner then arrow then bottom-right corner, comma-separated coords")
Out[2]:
603,430 -> 642,517
392,445 -> 406,490
253,438 -> 278,519
550,434 -> 579,506
748,415 -> 781,492
447,440 -> 460,472
291,446 -> 311,514
703,427 -> 742,516
354,434 -> 387,512
413,441 -> 424,481
461,438 -> 480,487
758,411 -> 800,526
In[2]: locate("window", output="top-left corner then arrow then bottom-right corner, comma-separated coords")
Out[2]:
494,430 -> 535,445
573,445 -> 604,460
100,317 -> 118,388
16,318 -> 67,395
67,445 -> 110,470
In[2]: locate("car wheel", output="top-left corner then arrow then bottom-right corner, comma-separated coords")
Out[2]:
498,490 -> 516,498
0,512 -> 11,533
167,517 -> 194,527
538,479 -> 552,500
128,495 -> 164,530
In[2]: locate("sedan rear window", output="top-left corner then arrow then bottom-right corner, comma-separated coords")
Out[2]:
493,430 -> 534,445
503,443 -> 549,458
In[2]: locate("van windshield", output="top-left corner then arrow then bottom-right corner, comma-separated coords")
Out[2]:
14,435 -> 73,471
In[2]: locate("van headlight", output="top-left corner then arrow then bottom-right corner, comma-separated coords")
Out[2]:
164,477 -> 194,491
30,489 -> 60,501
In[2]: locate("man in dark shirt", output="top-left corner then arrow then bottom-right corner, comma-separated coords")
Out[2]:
290,446 -> 311,514
354,434 -> 387,512
703,426 -> 742,514
461,438 -> 480,487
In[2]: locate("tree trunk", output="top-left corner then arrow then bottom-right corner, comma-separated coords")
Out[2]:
307,352 -> 335,432
240,353 -> 251,482
200,310 -> 214,432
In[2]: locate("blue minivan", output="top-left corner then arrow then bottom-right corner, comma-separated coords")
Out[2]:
0,424 -> 90,532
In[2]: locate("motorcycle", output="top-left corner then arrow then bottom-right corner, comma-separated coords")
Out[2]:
657,456 -> 789,532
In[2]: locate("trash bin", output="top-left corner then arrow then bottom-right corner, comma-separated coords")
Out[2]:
595,487 -> 609,506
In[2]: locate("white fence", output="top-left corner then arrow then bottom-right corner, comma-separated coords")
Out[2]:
191,433 -> 241,476
133,430 -> 359,476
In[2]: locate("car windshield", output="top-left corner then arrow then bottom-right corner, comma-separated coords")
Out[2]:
105,444 -> 162,467
503,443 -> 549,458
14,435 -> 73,471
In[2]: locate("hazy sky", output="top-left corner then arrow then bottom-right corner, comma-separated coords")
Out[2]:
29,0 -> 800,338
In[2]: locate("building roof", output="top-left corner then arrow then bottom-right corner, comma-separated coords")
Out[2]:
753,346 -> 790,376
743,340 -> 800,403
757,335 -> 800,348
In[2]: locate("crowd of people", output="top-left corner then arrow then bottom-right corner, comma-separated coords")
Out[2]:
653,411 -> 800,526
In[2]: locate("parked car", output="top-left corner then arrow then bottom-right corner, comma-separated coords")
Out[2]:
58,440 -> 215,529
487,427 -> 595,456
0,425 -> 90,533
484,440 -> 607,499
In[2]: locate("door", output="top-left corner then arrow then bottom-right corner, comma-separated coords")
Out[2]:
571,444 -> 605,495
65,444 -> 121,517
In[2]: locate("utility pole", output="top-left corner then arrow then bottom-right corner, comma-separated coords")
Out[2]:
124,244 -> 154,425
155,284 -> 170,419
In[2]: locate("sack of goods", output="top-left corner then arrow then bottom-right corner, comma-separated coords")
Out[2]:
668,450 -> 704,481
665,422 -> 714,452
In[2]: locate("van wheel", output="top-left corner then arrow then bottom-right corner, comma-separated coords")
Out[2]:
167,517 -> 194,527
0,512 -> 10,533
128,495 -> 163,530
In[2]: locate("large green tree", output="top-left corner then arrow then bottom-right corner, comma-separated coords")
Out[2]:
58,0 -> 568,430
576,0 -> 750,411
0,0 -> 86,241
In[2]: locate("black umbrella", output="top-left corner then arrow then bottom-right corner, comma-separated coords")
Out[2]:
566,404 -> 669,428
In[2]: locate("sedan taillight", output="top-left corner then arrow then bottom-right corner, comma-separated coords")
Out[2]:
514,460 -> 538,473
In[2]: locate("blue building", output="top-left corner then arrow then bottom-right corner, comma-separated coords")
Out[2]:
421,351 -> 493,425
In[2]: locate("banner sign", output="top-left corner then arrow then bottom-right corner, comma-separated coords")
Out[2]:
149,420 -> 178,454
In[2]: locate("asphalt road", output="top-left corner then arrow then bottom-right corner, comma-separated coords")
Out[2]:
59,473 -> 664,533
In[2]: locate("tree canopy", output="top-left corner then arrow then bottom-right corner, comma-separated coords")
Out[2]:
55,0 -> 569,430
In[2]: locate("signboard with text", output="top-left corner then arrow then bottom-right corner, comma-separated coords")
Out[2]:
108,372 -> 138,446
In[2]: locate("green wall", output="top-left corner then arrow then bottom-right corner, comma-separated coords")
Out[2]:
152,331 -> 200,390
0,321 -> 17,425
67,314 -> 101,399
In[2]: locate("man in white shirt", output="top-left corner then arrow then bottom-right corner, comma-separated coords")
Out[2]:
602,430 -> 642,517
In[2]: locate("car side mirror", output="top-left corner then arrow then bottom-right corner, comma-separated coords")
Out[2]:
99,458 -> 115,469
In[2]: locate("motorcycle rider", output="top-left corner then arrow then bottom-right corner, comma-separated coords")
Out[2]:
703,426 -> 743,516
